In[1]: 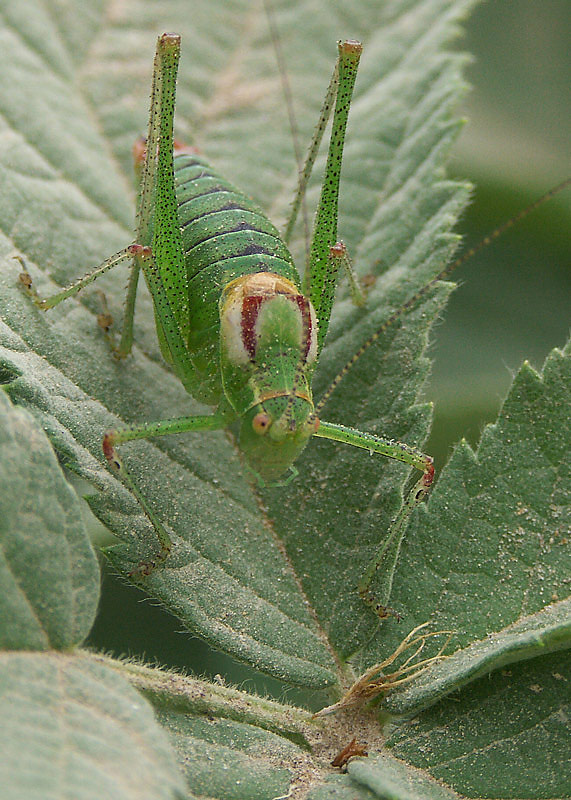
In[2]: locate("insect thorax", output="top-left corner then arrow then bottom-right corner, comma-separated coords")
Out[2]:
218,272 -> 319,480
171,151 -> 303,405
219,272 -> 317,414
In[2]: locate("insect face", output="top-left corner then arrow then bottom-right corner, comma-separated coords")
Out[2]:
239,396 -> 319,481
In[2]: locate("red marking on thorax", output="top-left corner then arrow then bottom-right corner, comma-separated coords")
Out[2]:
241,295 -> 265,359
294,295 -> 313,361
240,292 -> 313,362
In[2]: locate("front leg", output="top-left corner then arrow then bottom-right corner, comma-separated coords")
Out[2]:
314,420 -> 434,618
103,409 -> 231,576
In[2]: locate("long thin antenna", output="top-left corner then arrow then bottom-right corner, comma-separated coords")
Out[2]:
315,177 -> 571,414
263,0 -> 311,253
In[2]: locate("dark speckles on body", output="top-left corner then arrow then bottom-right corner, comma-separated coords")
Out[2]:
171,150 -> 300,401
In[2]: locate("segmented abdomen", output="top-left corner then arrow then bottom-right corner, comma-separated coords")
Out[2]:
174,151 -> 299,403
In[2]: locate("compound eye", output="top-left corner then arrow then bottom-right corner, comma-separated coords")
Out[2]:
252,412 -> 271,435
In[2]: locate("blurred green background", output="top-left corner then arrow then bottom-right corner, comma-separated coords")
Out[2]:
86,0 -> 570,698
427,0 -> 570,469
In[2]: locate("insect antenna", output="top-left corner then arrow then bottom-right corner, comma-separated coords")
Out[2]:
315,177 -> 571,414
263,0 -> 311,256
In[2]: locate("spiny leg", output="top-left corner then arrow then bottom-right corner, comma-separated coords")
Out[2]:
314,421 -> 434,619
302,40 -> 362,351
312,183 -> 571,619
113,38 -> 193,387
269,33 -> 370,311
101,38 -> 216,577
18,246 -> 137,310
141,35 -> 190,349
265,13 -> 367,312
17,35 -> 184,359
18,203 -> 147,357
115,34 -> 181,358
103,409 -> 230,576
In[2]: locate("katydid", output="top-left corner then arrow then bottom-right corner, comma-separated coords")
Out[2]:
19,33 -> 568,621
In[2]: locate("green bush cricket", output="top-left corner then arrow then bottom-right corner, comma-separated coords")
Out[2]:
20,33 -> 569,623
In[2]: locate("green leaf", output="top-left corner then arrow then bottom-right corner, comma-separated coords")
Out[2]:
361,342 -> 571,691
91,656 -> 319,799
308,777 -> 380,800
0,651 -> 186,800
158,711 -> 296,800
0,390 -> 99,650
0,1 -> 569,797
340,752 -> 463,800
0,0 -> 477,683
385,649 -> 571,797
385,597 -> 571,715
